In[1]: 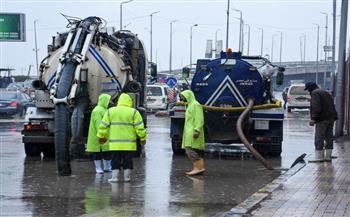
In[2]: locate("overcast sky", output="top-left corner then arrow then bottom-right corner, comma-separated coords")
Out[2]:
0,0 -> 345,75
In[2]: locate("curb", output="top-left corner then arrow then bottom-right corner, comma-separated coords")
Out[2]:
219,161 -> 307,217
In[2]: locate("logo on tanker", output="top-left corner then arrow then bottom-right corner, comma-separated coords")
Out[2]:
236,79 -> 258,86
205,76 -> 247,107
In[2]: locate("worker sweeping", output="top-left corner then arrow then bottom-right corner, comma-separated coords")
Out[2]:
86,93 -> 112,174
179,90 -> 205,176
97,93 -> 147,182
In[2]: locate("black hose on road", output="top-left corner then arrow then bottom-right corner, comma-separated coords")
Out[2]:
236,99 -> 274,170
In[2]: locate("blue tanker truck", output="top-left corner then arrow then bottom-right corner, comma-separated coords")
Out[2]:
169,51 -> 285,156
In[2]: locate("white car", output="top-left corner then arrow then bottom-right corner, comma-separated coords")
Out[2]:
287,84 -> 311,112
146,85 -> 168,112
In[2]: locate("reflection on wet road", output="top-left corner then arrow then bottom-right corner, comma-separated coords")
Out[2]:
0,110 -> 314,216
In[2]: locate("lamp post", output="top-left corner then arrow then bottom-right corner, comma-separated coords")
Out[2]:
190,24 -> 198,71
120,0 -> 133,30
34,19 -> 39,77
321,12 -> 328,88
169,20 -> 177,74
233,9 -> 243,52
313,23 -> 320,85
149,11 -> 160,63
277,31 -> 282,65
244,24 -> 250,55
258,27 -> 264,56
271,34 -> 277,62
225,0 -> 231,50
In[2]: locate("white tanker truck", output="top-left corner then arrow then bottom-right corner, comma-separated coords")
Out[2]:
21,16 -> 148,176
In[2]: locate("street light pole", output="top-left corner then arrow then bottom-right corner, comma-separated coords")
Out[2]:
120,0 -> 133,30
169,20 -> 177,74
271,34 -> 277,62
233,9 -> 243,52
244,24 -> 250,55
321,12 -> 328,88
277,31 -> 282,65
303,33 -> 306,62
225,0 -> 230,50
313,23 -> 320,85
34,19 -> 39,77
149,11 -> 160,63
190,24 -> 198,71
258,27 -> 264,56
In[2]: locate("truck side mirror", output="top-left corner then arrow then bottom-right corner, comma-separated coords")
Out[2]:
276,67 -> 285,85
182,67 -> 190,79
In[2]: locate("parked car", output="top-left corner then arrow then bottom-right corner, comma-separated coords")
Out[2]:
0,91 -> 34,117
146,84 -> 168,112
287,84 -> 311,112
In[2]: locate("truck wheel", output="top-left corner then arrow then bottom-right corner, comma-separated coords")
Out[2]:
42,144 -> 55,158
172,139 -> 185,155
24,143 -> 41,157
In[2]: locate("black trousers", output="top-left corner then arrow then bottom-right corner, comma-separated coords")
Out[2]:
111,151 -> 134,170
315,119 -> 335,150
90,151 -> 111,161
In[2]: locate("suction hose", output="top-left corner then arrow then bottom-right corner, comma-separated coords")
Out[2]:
236,99 -> 274,170
54,62 -> 76,176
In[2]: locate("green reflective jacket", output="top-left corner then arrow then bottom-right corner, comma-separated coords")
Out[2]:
86,94 -> 111,152
97,93 -> 147,151
181,90 -> 205,150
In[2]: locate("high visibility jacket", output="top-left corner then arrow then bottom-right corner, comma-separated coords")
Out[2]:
180,90 -> 205,150
86,93 -> 111,152
97,93 -> 147,151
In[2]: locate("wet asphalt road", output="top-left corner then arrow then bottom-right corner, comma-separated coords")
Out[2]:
0,109 -> 314,217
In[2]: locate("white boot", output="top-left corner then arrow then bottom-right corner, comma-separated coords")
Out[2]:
94,160 -> 104,174
324,149 -> 332,162
108,169 -> 119,183
103,160 -> 112,172
124,169 -> 131,182
308,150 -> 324,163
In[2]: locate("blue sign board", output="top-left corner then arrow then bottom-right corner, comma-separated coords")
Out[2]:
166,77 -> 177,88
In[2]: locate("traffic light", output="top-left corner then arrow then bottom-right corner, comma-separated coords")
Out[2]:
182,67 -> 190,79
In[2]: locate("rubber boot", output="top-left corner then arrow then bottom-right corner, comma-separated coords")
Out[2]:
186,159 -> 205,176
108,169 -> 119,183
124,169 -> 131,182
308,150 -> 324,163
94,160 -> 104,174
103,160 -> 112,172
324,149 -> 332,162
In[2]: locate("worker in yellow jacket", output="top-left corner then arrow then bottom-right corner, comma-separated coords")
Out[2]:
97,93 -> 147,182
86,93 -> 111,174
179,90 -> 205,176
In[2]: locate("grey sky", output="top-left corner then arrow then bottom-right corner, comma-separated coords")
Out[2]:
0,0 -> 344,75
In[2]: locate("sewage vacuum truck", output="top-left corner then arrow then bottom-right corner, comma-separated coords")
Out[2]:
170,51 -> 285,157
22,16 -> 148,175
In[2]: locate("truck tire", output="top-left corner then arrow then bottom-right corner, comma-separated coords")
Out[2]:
172,138 -> 185,155
24,143 -> 41,157
42,144 -> 55,158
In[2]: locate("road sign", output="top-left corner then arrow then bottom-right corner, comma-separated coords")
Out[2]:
0,13 -> 26,42
323,45 -> 333,52
166,77 -> 177,88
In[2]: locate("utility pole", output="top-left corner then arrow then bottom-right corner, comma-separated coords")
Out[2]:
331,0 -> 336,92
271,34 -> 277,62
335,0 -> 348,137
34,19 -> 39,77
303,34 -> 306,62
120,0 -> 133,30
225,0 -> 230,50
299,36 -> 303,63
313,23 -> 320,85
258,27 -> 264,56
149,11 -> 160,63
169,20 -> 177,74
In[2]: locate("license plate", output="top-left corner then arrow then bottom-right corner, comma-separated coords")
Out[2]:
254,120 -> 269,130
